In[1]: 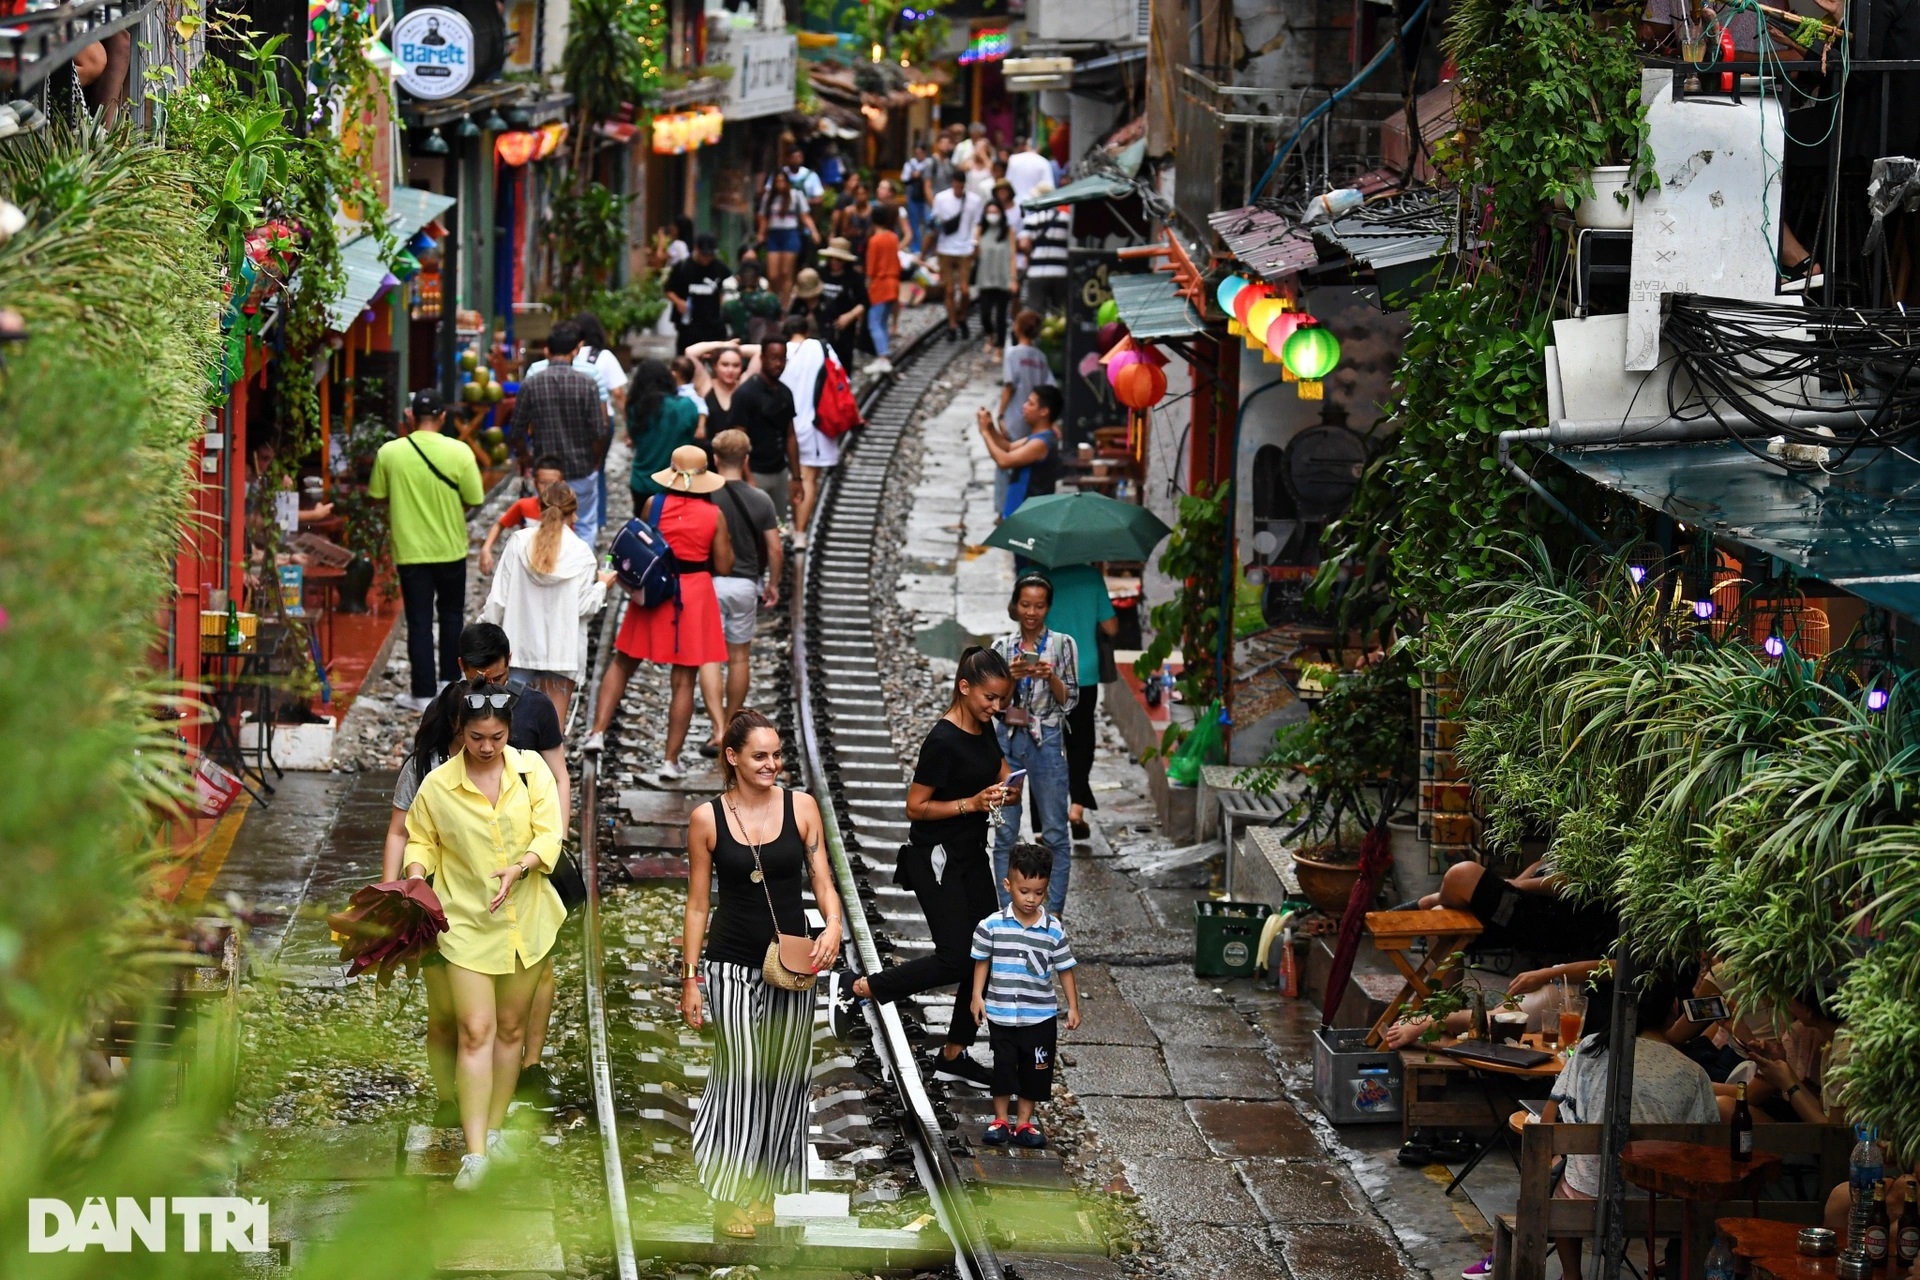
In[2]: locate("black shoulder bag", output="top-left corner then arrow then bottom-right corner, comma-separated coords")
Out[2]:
407,435 -> 464,492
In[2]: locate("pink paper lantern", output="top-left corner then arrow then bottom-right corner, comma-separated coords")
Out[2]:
1106,348 -> 1146,387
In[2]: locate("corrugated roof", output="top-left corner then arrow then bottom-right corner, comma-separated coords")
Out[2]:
326,186 -> 455,332
1109,272 -> 1204,340
1210,204 -> 1319,282
1023,172 -> 1134,210
1550,439 -> 1920,621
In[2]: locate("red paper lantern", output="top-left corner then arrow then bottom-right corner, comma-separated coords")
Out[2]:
1106,348 -> 1146,387
1232,281 -> 1272,331
1113,361 -> 1167,410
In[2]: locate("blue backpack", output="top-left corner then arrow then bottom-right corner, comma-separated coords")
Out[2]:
609,495 -> 681,609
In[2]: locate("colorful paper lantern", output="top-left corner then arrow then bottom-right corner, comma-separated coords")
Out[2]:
1216,274 -> 1249,316
1245,296 -> 1288,358
1106,348 -> 1146,387
1097,320 -> 1128,352
1112,361 -> 1167,410
1232,280 -> 1271,336
1264,306 -> 1305,366
1281,321 -> 1341,400
1096,298 -> 1120,327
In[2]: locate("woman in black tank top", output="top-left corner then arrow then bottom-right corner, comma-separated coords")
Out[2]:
681,711 -> 843,1240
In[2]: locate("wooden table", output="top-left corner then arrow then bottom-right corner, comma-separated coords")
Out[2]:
1362,909 -> 1484,1047
1621,1141 -> 1782,1280
1716,1217 -> 1839,1279
1401,1035 -> 1560,1195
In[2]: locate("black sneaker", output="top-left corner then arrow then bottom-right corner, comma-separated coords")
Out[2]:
929,1048 -> 992,1089
983,1120 -> 1012,1146
432,1098 -> 460,1129
516,1062 -> 563,1106
1012,1122 -> 1046,1149
958,319 -> 972,341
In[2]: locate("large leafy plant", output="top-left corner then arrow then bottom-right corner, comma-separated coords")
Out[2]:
1438,548 -> 1920,1157
1135,481 -> 1232,718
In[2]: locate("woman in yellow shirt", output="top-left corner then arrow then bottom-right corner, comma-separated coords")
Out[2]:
403,683 -> 564,1190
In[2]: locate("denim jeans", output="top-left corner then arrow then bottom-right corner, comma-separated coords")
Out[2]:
907,199 -> 929,253
567,472 -> 603,550
868,300 -> 893,357
992,720 -> 1073,914
397,559 -> 466,698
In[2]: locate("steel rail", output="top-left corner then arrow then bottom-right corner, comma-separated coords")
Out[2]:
791,327 -> 1006,1280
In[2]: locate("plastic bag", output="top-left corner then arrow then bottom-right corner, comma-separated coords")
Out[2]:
1165,700 -> 1227,786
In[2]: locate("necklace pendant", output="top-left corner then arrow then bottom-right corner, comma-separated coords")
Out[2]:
750,868 -> 764,884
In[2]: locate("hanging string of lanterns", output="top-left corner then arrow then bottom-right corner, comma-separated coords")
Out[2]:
1213,272 -> 1343,400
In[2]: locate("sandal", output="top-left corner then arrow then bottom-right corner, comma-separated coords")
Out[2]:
749,1201 -> 776,1226
717,1206 -> 756,1239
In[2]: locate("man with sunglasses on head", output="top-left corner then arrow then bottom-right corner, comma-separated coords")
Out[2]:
384,621 -> 571,1110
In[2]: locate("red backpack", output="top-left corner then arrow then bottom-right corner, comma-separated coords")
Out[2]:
813,345 -> 864,439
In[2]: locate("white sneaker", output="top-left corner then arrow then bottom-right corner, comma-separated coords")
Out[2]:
583,731 -> 605,754
791,530 -> 809,550
656,758 -> 683,780
394,693 -> 434,713
453,1152 -> 490,1190
486,1129 -> 519,1164
869,357 -> 893,375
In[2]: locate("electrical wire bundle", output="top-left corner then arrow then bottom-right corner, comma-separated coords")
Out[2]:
1661,295 -> 1920,470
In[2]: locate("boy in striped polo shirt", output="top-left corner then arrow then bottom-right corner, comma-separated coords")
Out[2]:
968,842 -> 1081,1148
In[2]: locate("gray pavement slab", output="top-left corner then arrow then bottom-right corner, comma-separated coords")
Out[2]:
1158,1223 -> 1286,1280
1186,1099 -> 1325,1159
1060,966 -> 1157,1047
1061,1045 -> 1175,1098
1132,1000 -> 1265,1049
1074,1096 -> 1209,1160
1163,1045 -> 1287,1100
1276,1221 -> 1421,1280
1120,1157 -> 1266,1225
1235,1158 -> 1364,1223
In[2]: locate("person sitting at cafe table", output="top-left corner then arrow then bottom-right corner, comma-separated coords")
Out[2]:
1540,970 -> 1720,1280
1381,959 -> 1607,1049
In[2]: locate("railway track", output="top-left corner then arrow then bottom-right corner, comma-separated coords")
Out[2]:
577,327 -> 1011,1278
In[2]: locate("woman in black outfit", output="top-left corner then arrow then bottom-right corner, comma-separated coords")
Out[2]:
848,647 -> 1015,1087
682,710 -> 844,1240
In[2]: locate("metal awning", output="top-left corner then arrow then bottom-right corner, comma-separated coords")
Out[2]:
1108,272 -> 1206,340
1210,205 -> 1319,281
326,186 -> 456,331
1023,172 -> 1134,211
1550,439 -> 1920,620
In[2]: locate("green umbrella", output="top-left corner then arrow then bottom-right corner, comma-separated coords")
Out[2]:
983,492 -> 1173,567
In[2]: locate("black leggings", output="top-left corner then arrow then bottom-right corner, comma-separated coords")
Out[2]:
978,288 -> 1012,348
1065,680 -> 1100,811
862,837 -> 998,1049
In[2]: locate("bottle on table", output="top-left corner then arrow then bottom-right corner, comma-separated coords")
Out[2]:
1867,1183 -> 1891,1266
1896,1192 -> 1919,1269
1730,1082 -> 1754,1162
225,598 -> 242,651
1705,1234 -> 1736,1280
1848,1125 -> 1885,1258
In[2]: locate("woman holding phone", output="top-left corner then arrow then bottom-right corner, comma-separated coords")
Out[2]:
990,574 -> 1077,914
843,647 -> 1015,1088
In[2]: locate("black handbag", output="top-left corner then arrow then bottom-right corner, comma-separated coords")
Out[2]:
550,846 -> 587,913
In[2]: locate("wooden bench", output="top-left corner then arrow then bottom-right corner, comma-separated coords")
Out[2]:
1361,908 -> 1482,1046
1492,1122 -> 1850,1280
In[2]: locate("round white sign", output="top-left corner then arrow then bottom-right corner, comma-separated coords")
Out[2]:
394,7 -> 475,101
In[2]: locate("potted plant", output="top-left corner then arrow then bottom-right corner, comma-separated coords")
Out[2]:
1239,649 -> 1418,916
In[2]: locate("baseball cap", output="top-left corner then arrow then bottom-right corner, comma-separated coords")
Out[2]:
411,388 -> 445,417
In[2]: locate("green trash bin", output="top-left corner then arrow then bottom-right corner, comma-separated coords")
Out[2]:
1193,901 -> 1274,978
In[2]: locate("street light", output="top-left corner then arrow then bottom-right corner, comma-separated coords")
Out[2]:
418,127 -> 450,155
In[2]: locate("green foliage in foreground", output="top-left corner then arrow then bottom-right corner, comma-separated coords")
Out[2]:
1438,547 -> 1920,1158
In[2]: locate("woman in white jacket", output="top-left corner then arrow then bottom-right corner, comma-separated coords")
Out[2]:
483,481 -> 614,726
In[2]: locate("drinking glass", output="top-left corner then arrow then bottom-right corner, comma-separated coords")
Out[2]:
1559,995 -> 1588,1052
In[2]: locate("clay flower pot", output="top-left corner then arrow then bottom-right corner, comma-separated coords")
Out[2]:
1291,847 -> 1365,917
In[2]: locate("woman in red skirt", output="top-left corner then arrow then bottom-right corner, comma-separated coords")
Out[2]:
588,445 -> 734,778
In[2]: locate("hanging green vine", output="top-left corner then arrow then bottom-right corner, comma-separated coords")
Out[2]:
1135,481 -> 1232,723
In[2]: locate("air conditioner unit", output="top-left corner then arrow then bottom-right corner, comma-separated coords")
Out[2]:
1004,55 -> 1075,92
1029,0 -> 1144,44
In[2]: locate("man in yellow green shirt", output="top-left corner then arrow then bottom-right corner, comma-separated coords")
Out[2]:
369,389 -> 486,711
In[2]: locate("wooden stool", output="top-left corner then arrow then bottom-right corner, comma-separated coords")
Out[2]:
1362,909 -> 1483,1047
1622,1141 -> 1781,1280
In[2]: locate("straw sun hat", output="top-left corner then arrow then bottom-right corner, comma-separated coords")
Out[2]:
650,444 -> 726,494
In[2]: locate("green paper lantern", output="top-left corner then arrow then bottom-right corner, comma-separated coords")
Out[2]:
1281,321 -> 1341,401
1096,298 -> 1120,327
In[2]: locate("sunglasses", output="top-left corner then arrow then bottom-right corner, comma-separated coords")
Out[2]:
463,691 -> 518,711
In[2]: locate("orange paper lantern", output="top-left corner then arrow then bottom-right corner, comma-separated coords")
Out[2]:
1112,361 -> 1168,410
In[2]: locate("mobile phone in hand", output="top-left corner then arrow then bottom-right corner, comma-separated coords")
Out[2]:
1003,769 -> 1028,790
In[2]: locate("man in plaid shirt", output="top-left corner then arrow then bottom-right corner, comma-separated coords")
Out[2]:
516,321 -> 611,546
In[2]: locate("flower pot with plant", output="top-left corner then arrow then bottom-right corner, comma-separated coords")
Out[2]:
1238,650 -> 1419,916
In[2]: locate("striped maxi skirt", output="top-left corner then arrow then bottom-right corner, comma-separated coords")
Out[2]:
692,960 -> 815,1206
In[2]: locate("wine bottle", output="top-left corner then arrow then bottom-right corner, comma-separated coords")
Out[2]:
1731,1082 -> 1754,1162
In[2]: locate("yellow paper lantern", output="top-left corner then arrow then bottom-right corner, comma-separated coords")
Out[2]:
1245,297 -> 1288,353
